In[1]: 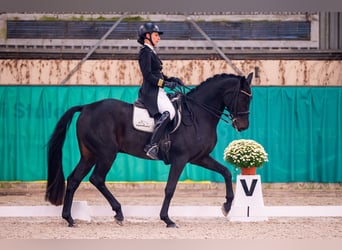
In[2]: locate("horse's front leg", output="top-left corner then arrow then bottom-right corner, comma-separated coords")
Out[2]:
192,156 -> 234,217
160,164 -> 185,228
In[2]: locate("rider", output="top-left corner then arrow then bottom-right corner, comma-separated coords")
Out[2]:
137,22 -> 181,160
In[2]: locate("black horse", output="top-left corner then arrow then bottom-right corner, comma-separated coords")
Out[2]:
45,72 -> 253,228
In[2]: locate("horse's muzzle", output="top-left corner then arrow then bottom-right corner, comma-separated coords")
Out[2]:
232,117 -> 249,132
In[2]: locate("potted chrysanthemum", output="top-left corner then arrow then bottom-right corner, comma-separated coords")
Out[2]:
223,139 -> 268,175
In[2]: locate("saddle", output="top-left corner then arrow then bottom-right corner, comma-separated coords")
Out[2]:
133,93 -> 182,134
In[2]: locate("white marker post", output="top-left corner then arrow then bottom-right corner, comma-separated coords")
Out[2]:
228,175 -> 268,222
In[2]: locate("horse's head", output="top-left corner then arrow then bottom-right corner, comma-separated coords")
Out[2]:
225,72 -> 253,132
185,72 -> 253,132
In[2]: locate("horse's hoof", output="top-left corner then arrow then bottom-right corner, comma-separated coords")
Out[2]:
166,223 -> 178,228
115,218 -> 124,226
114,213 -> 124,226
221,204 -> 228,217
65,218 -> 75,227
221,201 -> 232,217
68,222 -> 75,227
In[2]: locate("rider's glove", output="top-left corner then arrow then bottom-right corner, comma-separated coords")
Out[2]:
163,80 -> 177,90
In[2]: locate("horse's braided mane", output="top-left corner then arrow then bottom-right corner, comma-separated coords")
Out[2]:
187,73 -> 239,95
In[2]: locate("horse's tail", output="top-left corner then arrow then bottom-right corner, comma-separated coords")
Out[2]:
45,105 -> 84,205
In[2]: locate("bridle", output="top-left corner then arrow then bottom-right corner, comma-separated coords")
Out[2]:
229,89 -> 252,129
230,88 -> 252,116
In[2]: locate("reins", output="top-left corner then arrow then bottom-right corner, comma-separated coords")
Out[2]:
185,94 -> 233,125
174,81 -> 250,126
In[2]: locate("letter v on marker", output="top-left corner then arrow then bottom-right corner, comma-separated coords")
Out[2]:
240,179 -> 258,196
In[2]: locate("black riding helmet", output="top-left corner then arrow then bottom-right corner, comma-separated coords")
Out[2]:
137,22 -> 163,46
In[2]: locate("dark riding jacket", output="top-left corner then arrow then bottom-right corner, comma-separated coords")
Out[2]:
138,45 -> 170,117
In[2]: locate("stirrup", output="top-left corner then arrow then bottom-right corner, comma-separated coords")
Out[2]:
145,144 -> 159,160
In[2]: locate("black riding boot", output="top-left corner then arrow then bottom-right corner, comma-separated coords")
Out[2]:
145,111 -> 170,160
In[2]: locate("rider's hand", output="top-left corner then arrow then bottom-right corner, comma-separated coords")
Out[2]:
163,80 -> 176,90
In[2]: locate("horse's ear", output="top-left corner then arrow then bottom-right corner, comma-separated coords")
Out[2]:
246,72 -> 253,85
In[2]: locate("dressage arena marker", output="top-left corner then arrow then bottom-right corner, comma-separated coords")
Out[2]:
228,175 -> 268,222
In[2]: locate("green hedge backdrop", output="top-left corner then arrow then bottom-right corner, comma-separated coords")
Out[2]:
0,85 -> 341,182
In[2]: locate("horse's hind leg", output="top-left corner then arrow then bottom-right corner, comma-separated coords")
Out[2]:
89,156 -> 124,225
62,157 -> 94,227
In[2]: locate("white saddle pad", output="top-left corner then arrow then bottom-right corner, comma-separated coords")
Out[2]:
133,106 -> 155,133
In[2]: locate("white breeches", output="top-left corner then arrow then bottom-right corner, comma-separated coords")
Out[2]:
157,88 -> 176,120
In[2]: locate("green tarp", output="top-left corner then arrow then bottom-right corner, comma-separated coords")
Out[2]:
0,85 -> 341,182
